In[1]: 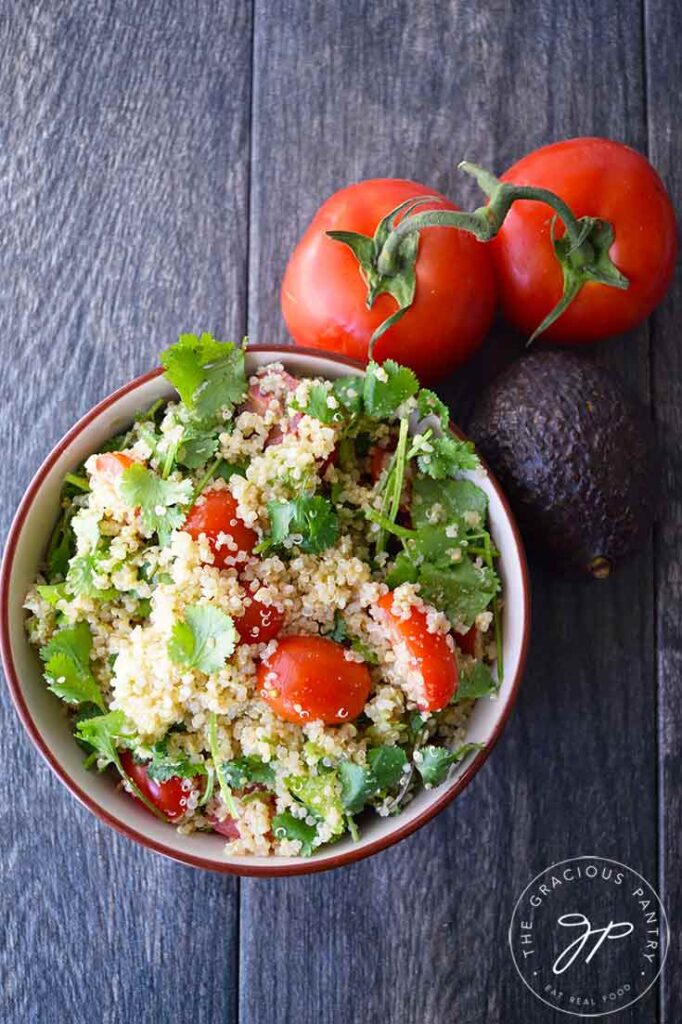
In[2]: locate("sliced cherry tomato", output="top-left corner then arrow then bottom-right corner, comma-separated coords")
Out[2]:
456,625 -> 478,657
94,452 -> 135,480
492,138 -> 677,343
376,593 -> 458,711
281,179 -> 496,383
120,750 -> 198,821
258,635 -> 371,725
184,489 -> 258,569
235,588 -> 285,645
209,813 -> 241,839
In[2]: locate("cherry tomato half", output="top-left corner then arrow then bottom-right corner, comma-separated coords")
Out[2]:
281,179 -> 496,383
120,750 -> 199,821
94,452 -> 135,480
184,489 -> 258,569
376,593 -> 458,712
492,138 -> 677,343
258,635 -> 371,725
235,589 -> 285,645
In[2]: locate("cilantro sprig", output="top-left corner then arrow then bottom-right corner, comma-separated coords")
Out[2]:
259,495 -> 339,555
415,742 -> 482,787
338,746 -> 407,814
168,605 -> 237,674
160,333 -> 247,420
119,463 -> 192,545
272,811 -> 318,855
40,622 -> 105,710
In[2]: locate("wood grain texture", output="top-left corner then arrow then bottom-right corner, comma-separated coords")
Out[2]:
644,1 -> 682,1020
0,2 -> 252,1021
242,2 -> 659,1023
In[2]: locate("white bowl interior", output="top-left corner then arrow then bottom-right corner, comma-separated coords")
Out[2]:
3,350 -> 528,871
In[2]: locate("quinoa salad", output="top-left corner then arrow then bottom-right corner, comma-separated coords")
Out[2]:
25,333 -> 503,857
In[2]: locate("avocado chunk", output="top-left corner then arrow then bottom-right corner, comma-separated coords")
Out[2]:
468,352 -> 657,578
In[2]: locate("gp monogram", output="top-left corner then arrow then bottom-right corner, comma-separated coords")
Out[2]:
508,856 -> 669,1017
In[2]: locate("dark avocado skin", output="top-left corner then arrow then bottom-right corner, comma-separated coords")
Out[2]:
468,351 -> 657,577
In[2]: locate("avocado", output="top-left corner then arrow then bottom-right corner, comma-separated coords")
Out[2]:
468,351 -> 657,578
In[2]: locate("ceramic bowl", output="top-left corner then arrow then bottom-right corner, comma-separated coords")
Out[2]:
0,346 -> 530,876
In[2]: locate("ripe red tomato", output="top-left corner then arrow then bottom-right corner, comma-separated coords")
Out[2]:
492,138 -> 677,343
235,587 -> 285,645
94,452 -> 135,480
120,751 -> 198,821
281,179 -> 496,383
184,489 -> 258,569
376,593 -> 458,711
456,625 -> 478,657
258,635 -> 371,725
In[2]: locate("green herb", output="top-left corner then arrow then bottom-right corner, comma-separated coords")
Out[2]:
288,773 -> 345,834
363,360 -> 419,419
160,333 -> 247,419
75,711 -> 167,820
168,605 -> 237,674
63,472 -> 90,493
416,434 -> 479,479
65,553 -> 117,601
455,660 -> 497,702
415,743 -> 483,787
46,504 -> 76,580
133,597 -> 152,620
411,477 -> 488,528
145,737 -> 208,782
332,376 -> 364,416
208,712 -> 237,817
40,622 -> 105,709
338,745 -> 407,813
119,463 -> 192,545
221,756 -> 275,789
176,422 -> 220,469
272,811 -> 318,855
325,611 -> 347,643
263,495 -> 339,555
419,560 -> 499,629
296,383 -> 345,425
36,583 -> 69,607
416,388 -> 450,428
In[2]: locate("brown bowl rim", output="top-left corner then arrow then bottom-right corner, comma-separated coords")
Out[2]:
0,344 -> 531,877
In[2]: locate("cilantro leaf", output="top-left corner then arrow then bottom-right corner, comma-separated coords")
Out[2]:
65,553 -> 117,600
46,504 -> 76,580
298,383 -> 345,425
176,422 -> 220,469
416,388 -> 450,428
168,604 -> 237,674
119,463 -> 192,545
145,738 -> 208,782
288,773 -> 345,834
455,660 -> 497,702
161,333 -> 247,420
40,622 -> 105,709
36,583 -> 69,607
411,477 -> 488,528
75,709 -> 137,768
338,746 -> 407,813
386,551 -> 419,588
363,360 -> 419,418
416,434 -> 480,479
265,496 -> 339,554
415,743 -> 482,787
332,376 -> 364,416
419,559 -> 499,628
221,756 -> 275,789
272,811 -> 318,855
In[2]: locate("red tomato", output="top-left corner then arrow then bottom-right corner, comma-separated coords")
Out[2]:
492,138 -> 677,343
235,590 -> 285,645
120,750 -> 198,821
258,635 -> 371,725
209,813 -> 241,839
281,179 -> 496,383
376,593 -> 457,711
184,489 -> 258,569
94,452 -> 135,480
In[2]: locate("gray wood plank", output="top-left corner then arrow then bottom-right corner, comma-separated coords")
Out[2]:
643,2 -> 682,1020
242,2 -> 658,1023
0,2 -> 252,1021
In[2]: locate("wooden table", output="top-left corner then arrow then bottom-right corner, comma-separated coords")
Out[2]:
1,3 -> 679,1022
